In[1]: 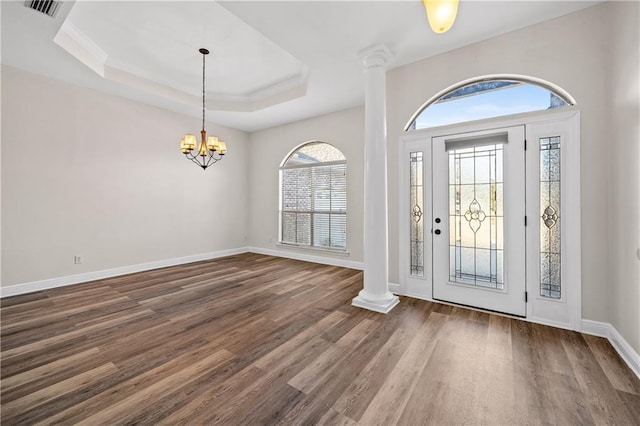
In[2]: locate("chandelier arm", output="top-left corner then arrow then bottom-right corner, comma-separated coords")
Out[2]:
204,154 -> 219,169
185,150 -> 206,167
184,147 -> 222,170
201,154 -> 217,170
189,155 -> 206,169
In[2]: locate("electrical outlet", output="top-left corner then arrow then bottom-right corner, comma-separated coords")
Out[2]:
74,255 -> 82,264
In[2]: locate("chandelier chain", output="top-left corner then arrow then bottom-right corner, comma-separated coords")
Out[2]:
202,51 -> 206,131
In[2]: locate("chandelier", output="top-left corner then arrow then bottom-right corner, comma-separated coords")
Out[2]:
422,0 -> 459,34
180,48 -> 227,170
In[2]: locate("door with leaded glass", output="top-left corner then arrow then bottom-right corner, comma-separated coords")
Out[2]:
432,126 -> 526,316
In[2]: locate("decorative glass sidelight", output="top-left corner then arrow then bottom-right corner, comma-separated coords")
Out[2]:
540,137 -> 561,299
449,144 -> 504,289
410,152 -> 424,277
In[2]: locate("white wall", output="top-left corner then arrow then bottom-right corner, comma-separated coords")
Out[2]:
608,1 -> 640,353
248,107 -> 364,265
387,3 -> 612,324
1,66 -> 249,287
1,2 -> 636,354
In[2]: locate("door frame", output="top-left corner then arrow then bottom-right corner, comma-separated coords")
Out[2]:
398,107 -> 581,330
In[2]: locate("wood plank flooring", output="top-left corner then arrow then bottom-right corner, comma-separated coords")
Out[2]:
1,253 -> 639,425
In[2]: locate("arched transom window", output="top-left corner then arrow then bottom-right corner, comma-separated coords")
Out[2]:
406,76 -> 575,131
279,142 -> 347,250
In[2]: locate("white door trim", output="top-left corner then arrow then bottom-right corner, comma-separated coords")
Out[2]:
399,107 -> 581,329
525,112 -> 582,330
399,139 -> 433,298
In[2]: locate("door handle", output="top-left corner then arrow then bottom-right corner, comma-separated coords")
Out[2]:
435,217 -> 441,223
434,229 -> 441,235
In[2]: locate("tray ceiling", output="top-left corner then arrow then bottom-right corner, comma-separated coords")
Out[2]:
54,1 -> 307,111
1,1 -> 602,132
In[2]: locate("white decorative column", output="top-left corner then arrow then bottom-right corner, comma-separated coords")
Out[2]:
352,45 -> 400,314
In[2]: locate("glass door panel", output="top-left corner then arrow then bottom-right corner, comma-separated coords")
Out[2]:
449,144 -> 504,289
539,137 -> 561,299
410,152 -> 424,277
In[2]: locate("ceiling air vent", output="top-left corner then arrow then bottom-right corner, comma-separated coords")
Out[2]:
24,0 -> 60,18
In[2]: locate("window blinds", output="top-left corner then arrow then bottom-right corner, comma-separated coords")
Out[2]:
444,132 -> 508,151
281,163 -> 347,249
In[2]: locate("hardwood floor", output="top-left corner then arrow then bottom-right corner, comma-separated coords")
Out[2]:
1,253 -> 639,425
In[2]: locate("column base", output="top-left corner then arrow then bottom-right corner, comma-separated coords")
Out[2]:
352,291 -> 400,314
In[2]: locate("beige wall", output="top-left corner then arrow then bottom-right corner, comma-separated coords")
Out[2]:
1,66 -> 250,286
608,1 -> 640,353
1,1 -> 637,353
387,3 -> 611,323
248,107 -> 364,264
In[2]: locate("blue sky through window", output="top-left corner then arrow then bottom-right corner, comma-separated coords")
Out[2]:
414,83 -> 564,130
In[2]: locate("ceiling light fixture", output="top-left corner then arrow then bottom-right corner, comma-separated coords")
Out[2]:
180,48 -> 227,170
422,0 -> 459,34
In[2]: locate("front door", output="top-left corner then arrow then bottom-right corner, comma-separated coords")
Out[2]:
432,126 -> 526,316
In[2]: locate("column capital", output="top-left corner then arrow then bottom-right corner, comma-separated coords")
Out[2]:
359,44 -> 394,70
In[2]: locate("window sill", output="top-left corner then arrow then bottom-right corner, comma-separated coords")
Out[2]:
276,243 -> 350,257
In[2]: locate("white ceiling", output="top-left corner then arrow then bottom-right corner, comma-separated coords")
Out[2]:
1,0 -> 601,132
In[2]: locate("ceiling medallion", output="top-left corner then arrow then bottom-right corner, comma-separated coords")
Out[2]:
180,48 -> 227,170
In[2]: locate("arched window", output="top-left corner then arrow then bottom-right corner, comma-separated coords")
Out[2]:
279,142 -> 347,250
406,75 -> 575,131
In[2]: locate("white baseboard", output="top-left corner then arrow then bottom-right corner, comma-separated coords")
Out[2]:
580,319 -> 640,380
580,319 -> 611,337
388,283 -> 401,293
609,326 -> 640,380
247,246 -> 364,270
0,247 -> 249,298
0,246 -> 362,299
390,286 -> 435,303
527,316 -> 573,332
